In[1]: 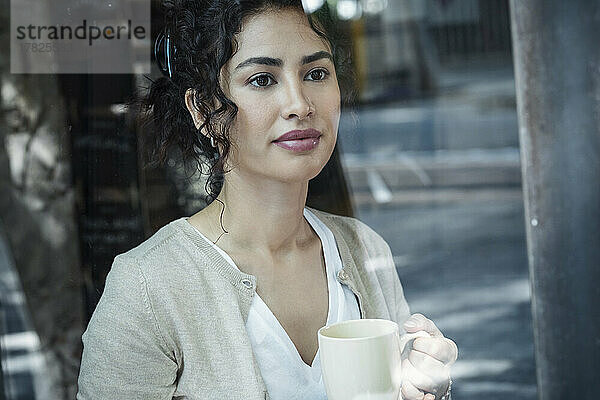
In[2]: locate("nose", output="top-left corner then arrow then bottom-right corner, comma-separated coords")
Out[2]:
280,80 -> 314,120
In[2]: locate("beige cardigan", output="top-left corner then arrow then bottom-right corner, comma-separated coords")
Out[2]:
76,207 -> 411,400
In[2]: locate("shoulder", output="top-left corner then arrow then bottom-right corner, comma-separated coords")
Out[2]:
113,217 -> 201,277
119,218 -> 184,261
98,220 -> 182,296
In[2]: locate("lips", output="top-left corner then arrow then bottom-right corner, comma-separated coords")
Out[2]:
273,128 -> 322,142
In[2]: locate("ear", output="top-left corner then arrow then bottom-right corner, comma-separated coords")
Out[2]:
185,88 -> 205,132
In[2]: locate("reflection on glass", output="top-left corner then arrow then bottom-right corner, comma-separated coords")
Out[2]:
0,0 -> 535,399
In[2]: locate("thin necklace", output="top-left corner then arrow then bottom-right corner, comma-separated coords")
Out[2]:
212,197 -> 229,245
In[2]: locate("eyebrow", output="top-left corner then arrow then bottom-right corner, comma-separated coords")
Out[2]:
234,50 -> 333,71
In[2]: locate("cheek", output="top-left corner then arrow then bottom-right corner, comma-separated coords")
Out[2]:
230,99 -> 273,147
246,103 -> 272,127
323,96 -> 341,129
322,84 -> 341,120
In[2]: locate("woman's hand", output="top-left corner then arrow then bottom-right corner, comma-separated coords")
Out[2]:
400,313 -> 458,400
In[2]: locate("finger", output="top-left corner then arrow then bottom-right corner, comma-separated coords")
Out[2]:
412,337 -> 458,365
401,378 -> 425,400
423,395 -> 435,400
403,313 -> 443,338
408,350 -> 450,396
447,338 -> 458,364
402,357 -> 438,394
408,349 -> 449,382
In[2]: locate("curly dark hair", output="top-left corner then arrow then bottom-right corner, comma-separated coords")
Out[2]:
135,0 -> 356,205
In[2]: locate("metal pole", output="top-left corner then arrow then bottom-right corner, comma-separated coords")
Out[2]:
509,1 -> 600,399
0,300 -> 5,400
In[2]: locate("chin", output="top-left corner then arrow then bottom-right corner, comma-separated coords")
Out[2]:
305,160 -> 330,181
276,160 -> 328,183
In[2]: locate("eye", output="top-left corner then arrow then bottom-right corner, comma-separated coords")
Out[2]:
248,73 -> 276,88
306,68 -> 330,81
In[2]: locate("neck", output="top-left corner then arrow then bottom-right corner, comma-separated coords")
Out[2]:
199,171 -> 315,261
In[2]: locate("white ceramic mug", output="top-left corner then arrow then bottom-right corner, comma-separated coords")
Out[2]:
317,318 -> 429,400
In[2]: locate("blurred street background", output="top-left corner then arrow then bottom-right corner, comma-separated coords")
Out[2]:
1,0 -> 538,399
343,62 -> 535,399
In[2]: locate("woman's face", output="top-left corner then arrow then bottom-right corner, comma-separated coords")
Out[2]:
216,8 -> 341,183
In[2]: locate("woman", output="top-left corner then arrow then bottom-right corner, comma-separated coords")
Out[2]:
77,1 -> 457,399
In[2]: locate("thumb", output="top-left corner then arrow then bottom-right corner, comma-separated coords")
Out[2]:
403,314 -> 425,333
403,313 -> 444,338
403,313 -> 438,334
